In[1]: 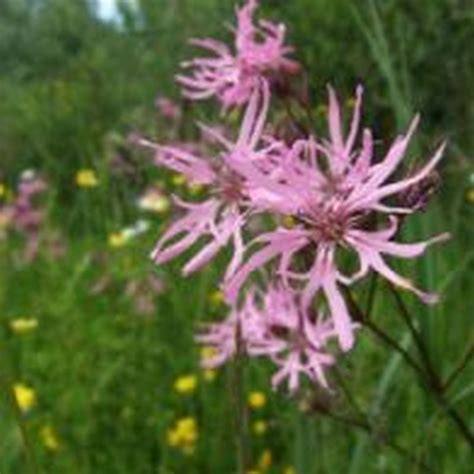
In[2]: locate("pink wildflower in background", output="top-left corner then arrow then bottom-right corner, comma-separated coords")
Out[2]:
5,171 -> 48,262
155,96 -> 181,121
224,86 -> 449,351
177,0 -> 300,108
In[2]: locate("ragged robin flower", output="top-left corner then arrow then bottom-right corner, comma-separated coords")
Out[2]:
177,0 -> 299,108
198,284 -> 342,392
225,86 -> 448,351
142,83 -> 285,282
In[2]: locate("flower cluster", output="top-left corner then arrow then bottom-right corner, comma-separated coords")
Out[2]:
167,417 -> 199,455
177,0 -> 299,108
0,170 -> 48,262
144,0 -> 447,392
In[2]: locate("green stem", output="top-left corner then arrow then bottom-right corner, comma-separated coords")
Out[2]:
347,288 -> 474,449
0,347 -> 39,474
229,332 -> 248,474
443,343 -> 474,391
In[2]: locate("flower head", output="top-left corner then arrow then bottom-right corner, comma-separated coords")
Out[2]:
137,188 -> 171,214
155,96 -> 181,120
174,374 -> 198,395
10,318 -> 38,335
197,284 -> 340,392
143,84 -> 283,280
177,0 -> 299,108
75,169 -> 99,187
13,383 -> 37,413
252,420 -> 268,436
224,86 -> 448,351
1,171 -> 47,261
167,417 -> 198,455
39,425 -> 61,452
248,391 -> 267,409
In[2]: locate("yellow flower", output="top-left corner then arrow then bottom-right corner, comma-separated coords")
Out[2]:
171,174 -> 186,187
203,369 -> 216,382
283,467 -> 296,474
252,420 -> 268,436
0,184 -> 14,203
200,346 -> 217,362
248,391 -> 267,410
466,188 -> 474,203
13,383 -> 36,412
167,417 -> 198,454
258,449 -> 272,471
174,374 -> 197,395
208,289 -> 224,307
75,169 -> 99,187
198,348 -> 217,382
108,232 -> 127,248
9,318 -> 38,335
39,425 -> 60,452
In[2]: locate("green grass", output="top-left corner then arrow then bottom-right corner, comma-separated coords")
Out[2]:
1,0 -> 473,472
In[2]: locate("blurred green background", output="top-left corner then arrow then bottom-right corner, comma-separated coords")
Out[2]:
0,0 -> 473,472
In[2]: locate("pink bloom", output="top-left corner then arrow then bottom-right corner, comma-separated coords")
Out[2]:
177,0 -> 299,108
3,171 -> 47,262
197,284 -> 343,392
141,84 -> 281,278
225,86 -> 449,351
155,96 -> 181,121
195,309 -> 240,369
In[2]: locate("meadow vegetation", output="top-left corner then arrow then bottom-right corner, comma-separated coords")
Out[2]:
0,1 -> 473,472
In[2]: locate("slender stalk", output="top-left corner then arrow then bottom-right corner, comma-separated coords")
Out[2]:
365,273 -> 378,319
387,286 -> 474,447
345,289 -> 428,382
229,328 -> 248,474
442,343 -> 474,391
346,288 -> 474,449
0,349 -> 39,474
312,407 -> 435,473
387,282 -> 440,388
332,367 -> 366,421
330,366 -> 436,471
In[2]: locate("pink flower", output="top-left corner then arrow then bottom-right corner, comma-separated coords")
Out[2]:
3,171 -> 47,262
155,96 -> 181,121
176,0 -> 299,108
225,86 -> 449,351
141,84 -> 281,278
195,310 -> 240,369
197,284 -> 342,392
